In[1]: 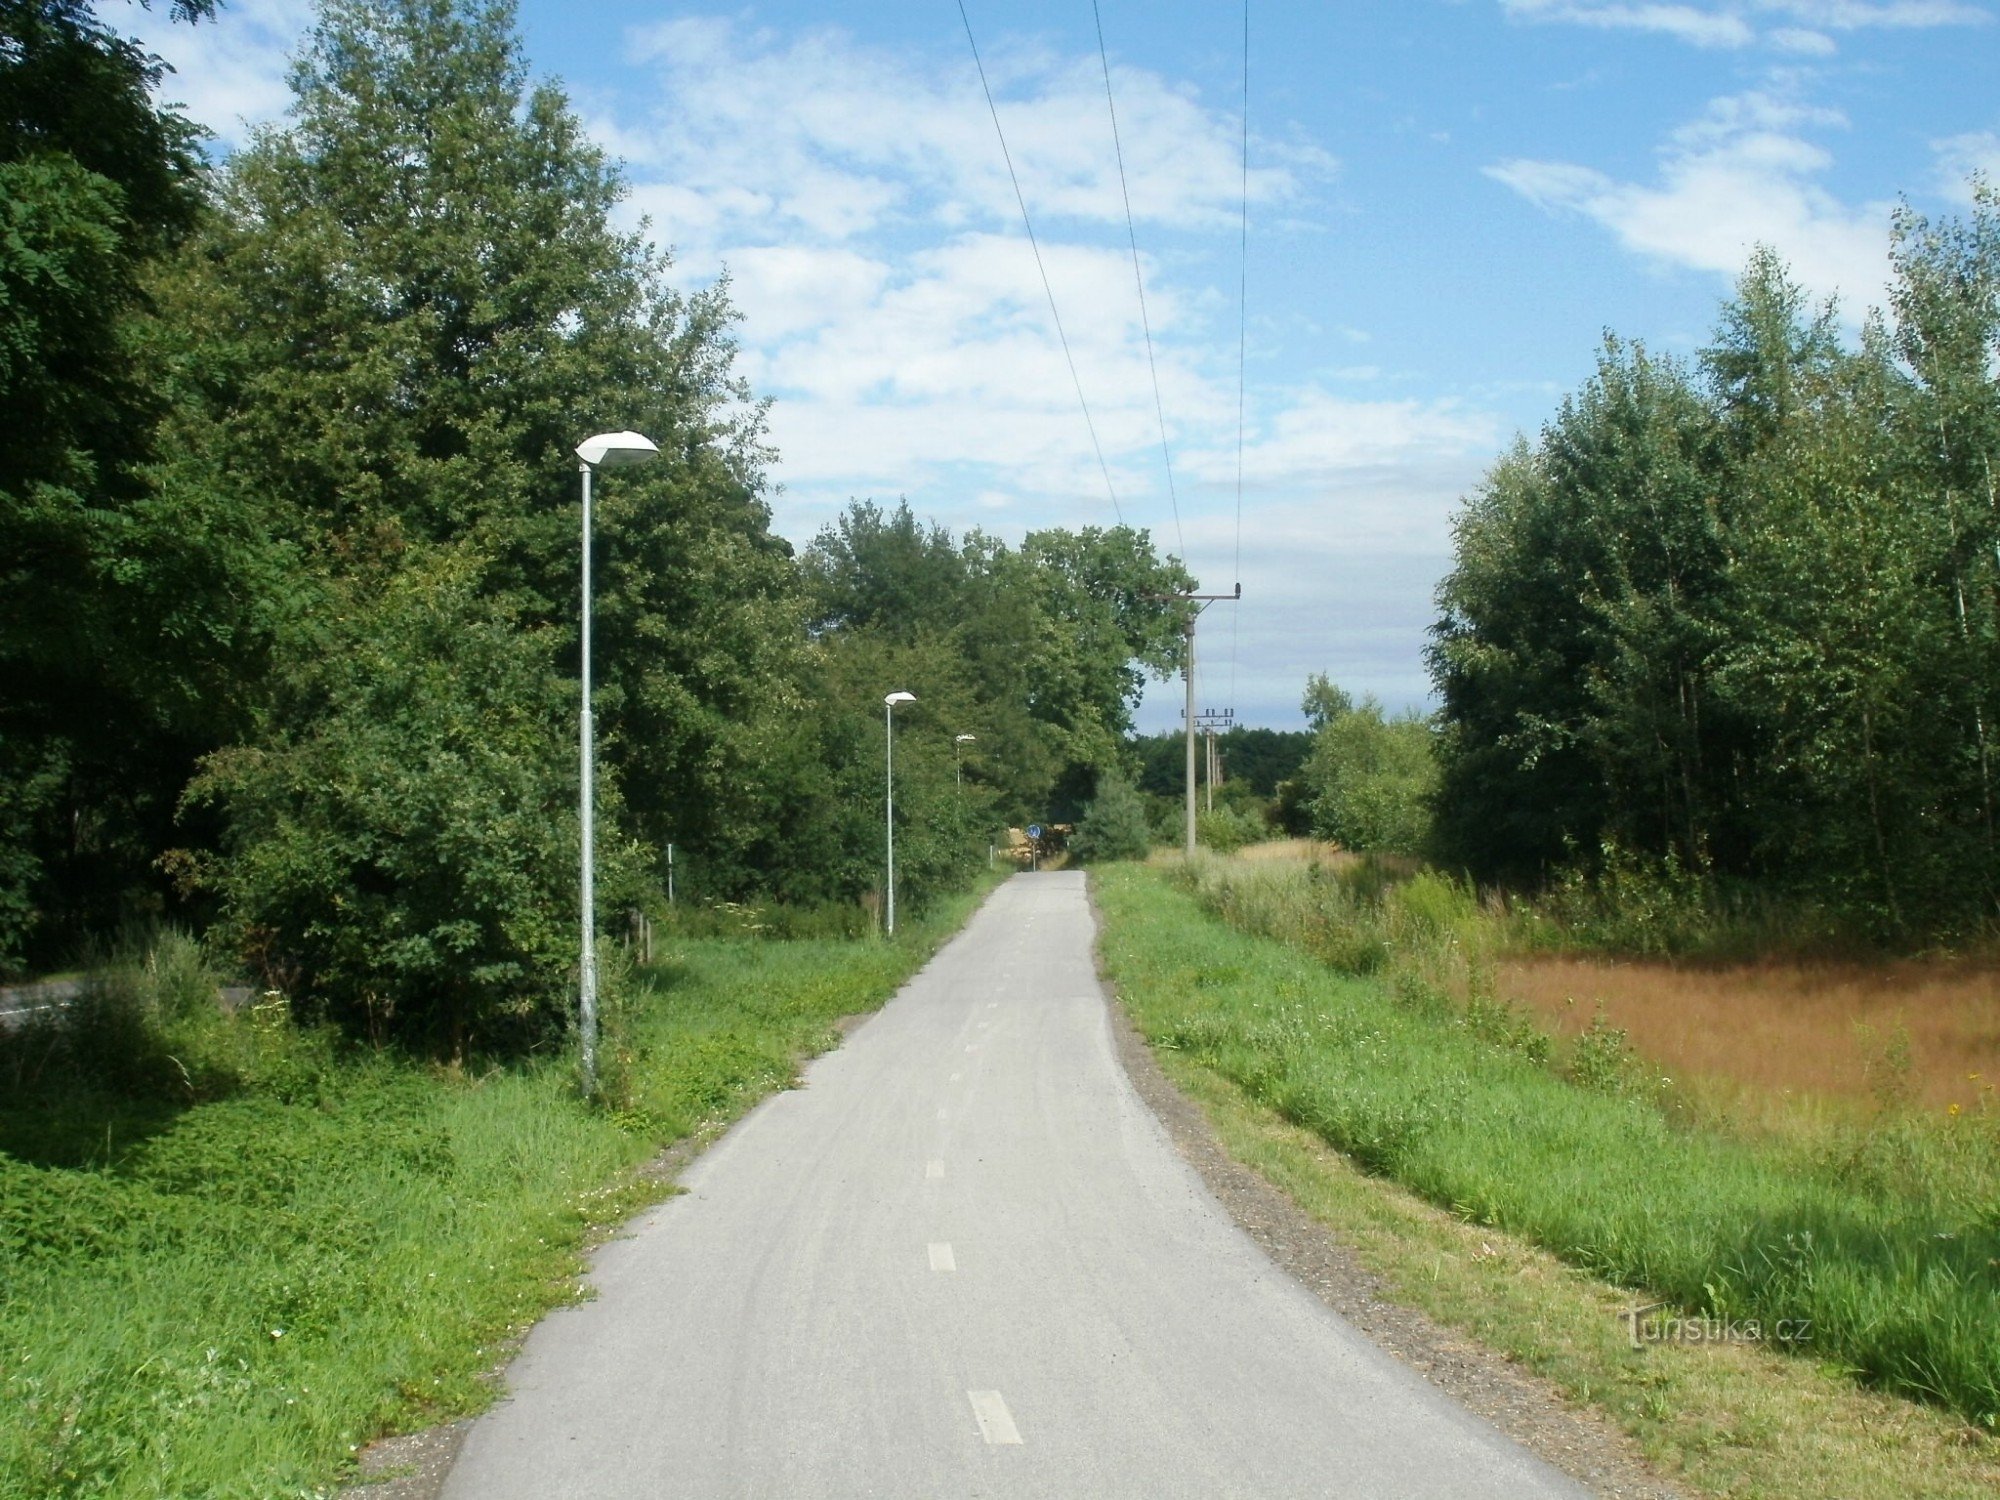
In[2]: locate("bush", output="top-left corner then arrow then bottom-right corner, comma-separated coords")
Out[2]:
1300,694 -> 1438,856
186,554 -> 646,1054
1195,804 -> 1264,854
1072,770 -> 1153,863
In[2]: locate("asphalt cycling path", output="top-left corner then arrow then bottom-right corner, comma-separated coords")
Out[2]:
442,871 -> 1591,1499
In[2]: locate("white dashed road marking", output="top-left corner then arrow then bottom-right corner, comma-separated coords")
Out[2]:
928,1243 -> 957,1272
967,1389 -> 1022,1445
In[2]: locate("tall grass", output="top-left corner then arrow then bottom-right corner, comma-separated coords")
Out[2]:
1499,842 -> 1876,961
1098,862 -> 2000,1429
0,880 -> 998,1498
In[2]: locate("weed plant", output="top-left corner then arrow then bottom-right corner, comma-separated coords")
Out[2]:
1505,843 -> 1858,961
1100,863 -> 2000,1428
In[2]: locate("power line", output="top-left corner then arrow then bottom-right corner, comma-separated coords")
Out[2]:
1091,0 -> 1184,563
956,0 -> 1123,525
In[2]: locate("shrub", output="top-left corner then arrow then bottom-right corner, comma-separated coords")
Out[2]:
186,554 -> 647,1054
1195,804 -> 1264,854
1300,695 -> 1438,855
1072,770 -> 1153,863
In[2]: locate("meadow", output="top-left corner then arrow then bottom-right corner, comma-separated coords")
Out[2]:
0,880 -> 995,1499
1094,858 -> 2000,1433
1498,953 -> 2000,1118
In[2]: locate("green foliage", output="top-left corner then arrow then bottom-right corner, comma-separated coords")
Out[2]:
0,0 -> 268,970
1129,725 -> 1313,803
0,738 -> 66,974
1101,863 -> 2000,1428
1300,672 -> 1353,732
1566,1004 -> 1645,1096
0,0 -> 1226,1059
1297,685 -> 1438,856
1193,804 -> 1264,853
798,498 -> 1194,840
185,555 -> 615,1051
1534,842 -> 1715,957
1431,206 -> 2000,940
129,0 -> 865,1033
1071,769 -> 1154,863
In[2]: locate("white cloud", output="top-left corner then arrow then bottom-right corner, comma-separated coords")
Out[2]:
1667,90 -> 1848,145
1933,130 -> 2000,200
1768,1 -> 1988,27
1195,391 -> 1501,493
724,247 -> 894,343
1487,89 -> 1894,310
1767,25 -> 1841,50
1501,2 -> 1758,47
130,0 -> 311,147
619,16 -> 1322,255
590,13 -> 1387,599
1499,0 -> 1990,50
1134,456 -> 1498,726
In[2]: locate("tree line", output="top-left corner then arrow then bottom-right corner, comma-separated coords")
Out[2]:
1429,202 -> 2000,941
0,0 -> 1191,1047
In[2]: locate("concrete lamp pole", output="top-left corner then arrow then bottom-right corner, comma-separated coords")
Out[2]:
954,733 -> 976,793
576,430 -> 658,1099
884,692 -> 916,936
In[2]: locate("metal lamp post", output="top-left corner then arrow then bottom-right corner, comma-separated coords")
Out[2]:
884,691 -> 916,936
576,430 -> 659,1098
954,733 -> 976,793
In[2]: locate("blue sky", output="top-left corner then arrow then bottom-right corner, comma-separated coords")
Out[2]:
133,0 -> 2000,730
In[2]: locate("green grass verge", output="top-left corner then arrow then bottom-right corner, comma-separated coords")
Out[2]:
0,877 -> 1000,1499
1158,1057 -> 2000,1500
1092,865 -> 2000,1434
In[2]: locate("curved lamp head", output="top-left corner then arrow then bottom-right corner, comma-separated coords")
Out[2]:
954,733 -> 977,743
884,691 -> 916,708
576,430 -> 660,468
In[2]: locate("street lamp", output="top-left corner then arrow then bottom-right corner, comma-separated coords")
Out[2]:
954,733 -> 977,793
884,691 -> 916,936
576,430 -> 659,1098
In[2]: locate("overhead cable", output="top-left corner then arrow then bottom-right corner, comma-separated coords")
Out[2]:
1229,0 -> 1250,712
1091,0 -> 1185,564
956,0 -> 1124,525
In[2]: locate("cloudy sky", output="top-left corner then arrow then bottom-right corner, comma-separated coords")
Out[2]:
132,0 -> 2000,729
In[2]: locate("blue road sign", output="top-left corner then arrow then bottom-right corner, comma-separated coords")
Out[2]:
1027,823 -> 1043,840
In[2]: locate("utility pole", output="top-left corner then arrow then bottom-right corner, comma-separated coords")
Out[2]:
1162,585 -> 1241,859
1184,618 -> 1197,859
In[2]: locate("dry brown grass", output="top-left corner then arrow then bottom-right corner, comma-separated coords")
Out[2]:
1230,837 -> 1342,864
1498,953 -> 2000,1116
